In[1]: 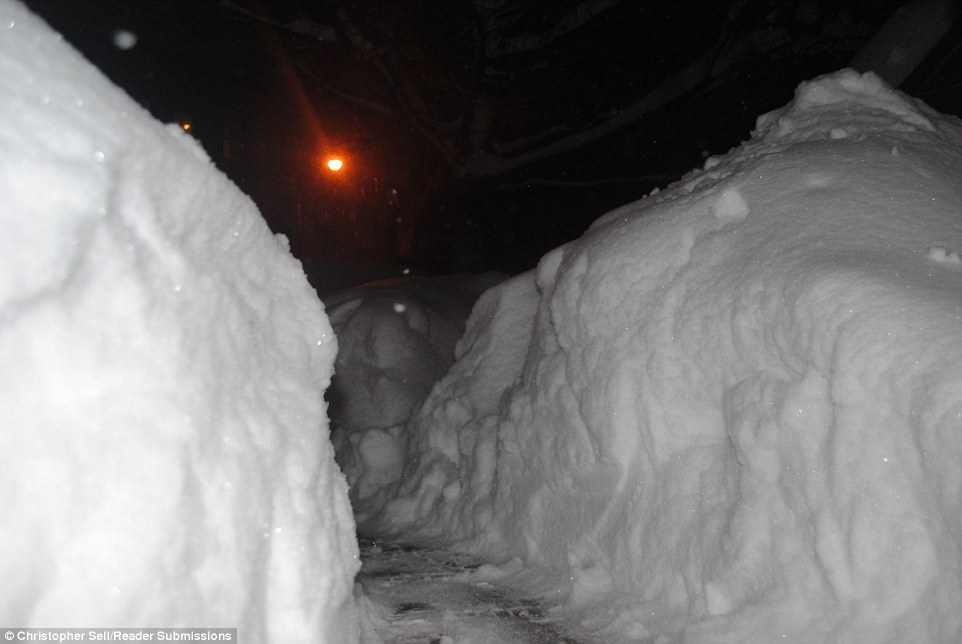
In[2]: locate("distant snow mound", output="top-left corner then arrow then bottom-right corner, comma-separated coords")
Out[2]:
322,272 -> 504,523
363,69 -> 962,643
0,3 -> 361,642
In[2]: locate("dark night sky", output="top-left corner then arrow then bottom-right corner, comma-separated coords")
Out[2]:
20,0 -> 962,274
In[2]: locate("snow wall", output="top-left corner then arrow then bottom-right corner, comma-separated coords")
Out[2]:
360,70 -> 962,642
0,3 -> 362,642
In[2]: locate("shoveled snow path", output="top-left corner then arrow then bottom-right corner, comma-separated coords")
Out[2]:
357,538 -> 595,644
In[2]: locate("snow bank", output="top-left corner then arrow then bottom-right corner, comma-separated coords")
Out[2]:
323,273 -> 503,522
0,3 -> 361,641
362,70 -> 962,642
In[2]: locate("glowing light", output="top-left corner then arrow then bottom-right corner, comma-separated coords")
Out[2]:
181,121 -> 192,132
326,158 -> 343,172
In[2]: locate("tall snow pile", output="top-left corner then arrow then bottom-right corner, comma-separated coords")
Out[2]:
357,70 -> 962,642
0,2 -> 362,641
322,273 -> 503,521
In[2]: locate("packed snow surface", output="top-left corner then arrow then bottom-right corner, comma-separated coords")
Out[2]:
346,70 -> 962,642
0,2 -> 363,642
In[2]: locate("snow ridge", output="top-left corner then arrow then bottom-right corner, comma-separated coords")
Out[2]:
0,3 -> 362,641
356,70 -> 962,643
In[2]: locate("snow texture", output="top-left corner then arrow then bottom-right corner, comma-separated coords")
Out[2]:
0,2 -> 362,641
323,273 -> 504,523
350,70 -> 962,642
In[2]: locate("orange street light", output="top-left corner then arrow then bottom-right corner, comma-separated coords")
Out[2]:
326,157 -> 343,172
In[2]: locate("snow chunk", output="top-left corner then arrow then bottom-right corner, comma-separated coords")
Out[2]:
927,245 -> 962,266
0,4 -> 362,641
711,187 -> 750,222
755,69 -> 940,142
359,70 -> 962,642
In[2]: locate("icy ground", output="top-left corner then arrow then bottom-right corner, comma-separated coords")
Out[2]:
357,538 -> 595,644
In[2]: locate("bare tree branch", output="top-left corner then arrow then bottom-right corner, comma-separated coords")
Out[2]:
483,0 -> 621,58
217,0 -> 338,41
292,61 -> 394,115
461,42 -> 723,178
850,0 -> 958,87
335,7 -> 462,167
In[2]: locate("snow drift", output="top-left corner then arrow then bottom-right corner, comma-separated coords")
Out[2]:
355,70 -> 962,642
0,2 -> 361,641
323,272 -> 503,520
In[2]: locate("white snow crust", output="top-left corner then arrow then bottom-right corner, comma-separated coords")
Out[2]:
0,3 -> 362,641
351,70 -> 962,642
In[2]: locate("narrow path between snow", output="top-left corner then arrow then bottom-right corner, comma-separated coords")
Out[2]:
357,538 -> 594,644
